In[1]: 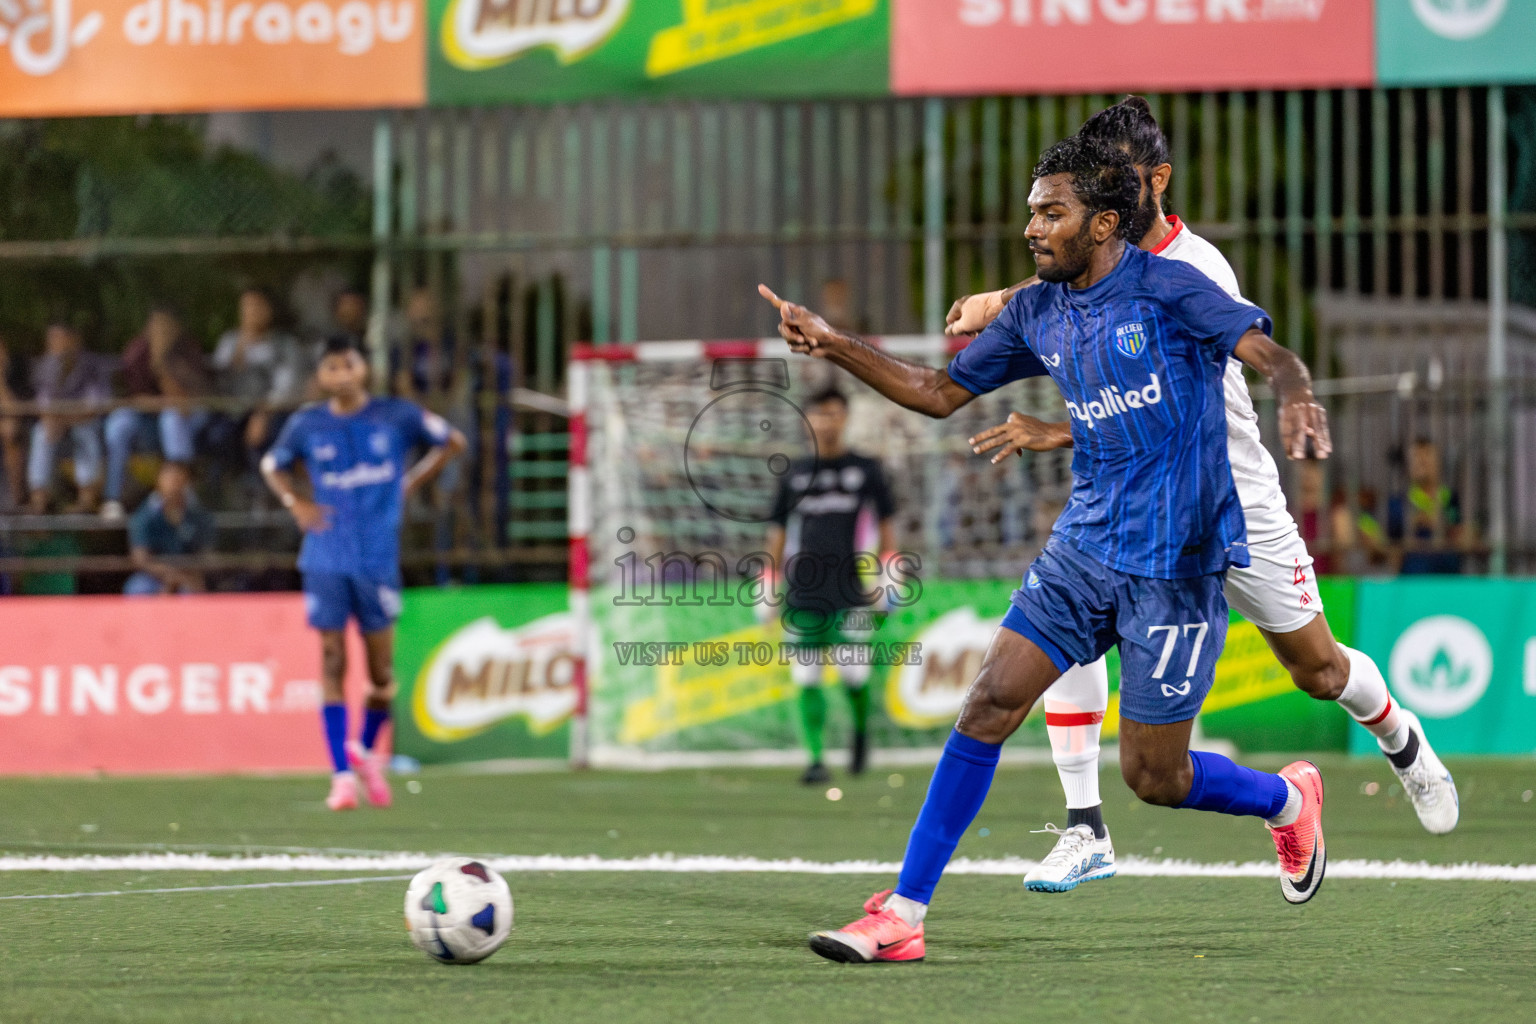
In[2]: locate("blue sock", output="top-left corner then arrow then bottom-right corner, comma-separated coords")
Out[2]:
1180,751 -> 1290,818
361,707 -> 390,751
894,731 -> 1002,905
322,704 -> 348,774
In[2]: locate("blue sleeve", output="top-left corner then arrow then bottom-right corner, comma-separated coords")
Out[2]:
1158,262 -> 1272,359
399,400 -> 453,449
266,409 -> 305,469
944,293 -> 1050,395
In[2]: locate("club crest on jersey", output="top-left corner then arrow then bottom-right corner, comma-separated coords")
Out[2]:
1114,322 -> 1148,359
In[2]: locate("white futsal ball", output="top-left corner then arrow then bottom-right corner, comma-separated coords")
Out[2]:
404,857 -> 514,964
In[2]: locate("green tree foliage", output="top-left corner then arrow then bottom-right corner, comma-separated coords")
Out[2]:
0,116 -> 369,355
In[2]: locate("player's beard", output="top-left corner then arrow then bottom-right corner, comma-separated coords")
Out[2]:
1033,217 -> 1097,283
1123,188 -> 1159,247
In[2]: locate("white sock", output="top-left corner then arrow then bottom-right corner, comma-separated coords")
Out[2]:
1266,780 -> 1302,828
1053,749 -> 1101,810
886,892 -> 927,926
1335,645 -> 1410,753
836,652 -> 871,687
1043,660 -> 1108,809
790,657 -> 822,686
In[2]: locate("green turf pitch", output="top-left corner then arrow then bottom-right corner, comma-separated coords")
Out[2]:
2,755 -> 1534,1023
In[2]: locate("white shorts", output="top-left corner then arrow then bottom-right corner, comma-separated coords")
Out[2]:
1224,523 -> 1324,634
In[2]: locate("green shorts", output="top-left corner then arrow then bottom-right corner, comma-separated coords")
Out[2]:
783,608 -> 873,649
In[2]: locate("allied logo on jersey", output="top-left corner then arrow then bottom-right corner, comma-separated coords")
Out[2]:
1114,322 -> 1148,359
1026,569 -> 1042,589
840,466 -> 865,492
370,431 -> 390,456
1064,374 -> 1163,430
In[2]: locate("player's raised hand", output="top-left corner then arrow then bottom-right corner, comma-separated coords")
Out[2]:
1233,330 -> 1331,461
969,412 -> 1074,463
758,284 -> 840,358
1279,398 -> 1333,461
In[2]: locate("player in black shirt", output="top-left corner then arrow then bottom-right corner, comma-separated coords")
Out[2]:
766,387 -> 897,784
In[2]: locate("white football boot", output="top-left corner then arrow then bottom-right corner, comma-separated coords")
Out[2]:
1023,824 -> 1116,893
1388,708 -> 1459,834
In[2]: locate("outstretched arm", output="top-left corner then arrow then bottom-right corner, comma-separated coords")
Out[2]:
1233,330 -> 1331,460
758,285 -> 976,419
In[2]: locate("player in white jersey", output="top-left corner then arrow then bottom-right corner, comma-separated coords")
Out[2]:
948,98 -> 1458,891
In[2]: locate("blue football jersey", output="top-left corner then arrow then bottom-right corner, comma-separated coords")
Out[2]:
266,397 -> 452,575
948,245 -> 1271,579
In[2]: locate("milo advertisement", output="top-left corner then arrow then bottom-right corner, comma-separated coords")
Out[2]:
428,0 -> 889,105
394,584 -> 578,764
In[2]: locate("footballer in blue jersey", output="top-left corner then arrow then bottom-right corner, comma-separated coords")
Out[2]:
954,98 -> 1455,895
261,336 -> 466,811
761,135 -> 1334,963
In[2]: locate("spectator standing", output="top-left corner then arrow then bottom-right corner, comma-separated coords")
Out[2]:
0,335 -> 28,510
124,461 -> 214,595
102,307 -> 212,520
26,322 -> 113,513
211,288 -> 304,472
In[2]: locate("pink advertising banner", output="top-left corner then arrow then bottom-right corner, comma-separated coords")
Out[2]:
893,0 -> 1376,95
0,593 -> 369,775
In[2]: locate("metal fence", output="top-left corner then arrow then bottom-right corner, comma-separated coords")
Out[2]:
2,86 -> 1533,585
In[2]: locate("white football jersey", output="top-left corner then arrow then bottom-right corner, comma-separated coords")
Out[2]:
1150,217 -> 1293,543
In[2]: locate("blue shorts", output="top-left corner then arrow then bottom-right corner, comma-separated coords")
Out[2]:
302,571 -> 403,635
1001,539 -> 1229,726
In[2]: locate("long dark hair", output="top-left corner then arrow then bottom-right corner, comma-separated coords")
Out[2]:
1078,96 -> 1170,171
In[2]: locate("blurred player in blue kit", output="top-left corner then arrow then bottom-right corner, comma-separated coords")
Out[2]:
261,336 -> 465,811
761,135 -> 1333,963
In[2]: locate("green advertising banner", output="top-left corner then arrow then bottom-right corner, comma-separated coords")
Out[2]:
387,578 -> 1356,766
1378,1 -> 1536,85
590,577 -> 1348,759
393,584 -> 576,764
428,0 -> 890,106
1353,578 -> 1536,756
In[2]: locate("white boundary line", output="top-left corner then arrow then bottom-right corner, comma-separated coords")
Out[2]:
1,852 -> 1534,882
0,876 -> 416,901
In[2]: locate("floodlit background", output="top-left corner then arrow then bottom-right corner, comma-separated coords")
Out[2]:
0,4 -> 1534,1021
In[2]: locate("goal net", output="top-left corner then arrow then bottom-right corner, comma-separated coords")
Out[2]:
568,337 -> 1071,766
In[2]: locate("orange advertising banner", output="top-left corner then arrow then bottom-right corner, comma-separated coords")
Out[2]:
0,0 -> 424,116
0,593 -> 370,775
